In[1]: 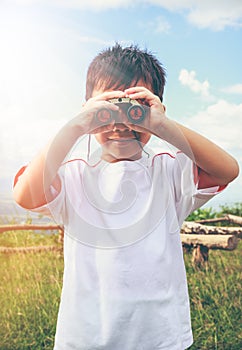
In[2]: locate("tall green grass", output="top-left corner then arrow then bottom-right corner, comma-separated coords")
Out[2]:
185,243 -> 241,349
0,249 -> 63,349
0,230 -> 241,349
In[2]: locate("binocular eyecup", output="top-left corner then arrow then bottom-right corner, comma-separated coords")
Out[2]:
95,98 -> 146,125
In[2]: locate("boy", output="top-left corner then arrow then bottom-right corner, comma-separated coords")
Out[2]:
14,44 -> 239,350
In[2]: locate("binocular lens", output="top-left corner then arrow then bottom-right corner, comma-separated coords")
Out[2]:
128,105 -> 145,123
96,108 -> 112,123
95,102 -> 146,124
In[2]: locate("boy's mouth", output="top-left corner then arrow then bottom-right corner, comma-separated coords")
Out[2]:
108,136 -> 136,141
107,130 -> 138,142
108,134 -> 137,142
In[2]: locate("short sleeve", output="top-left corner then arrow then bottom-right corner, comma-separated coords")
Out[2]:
30,177 -> 66,225
14,166 -> 66,225
172,152 -> 225,224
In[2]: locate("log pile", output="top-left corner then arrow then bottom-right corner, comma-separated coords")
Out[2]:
181,214 -> 242,266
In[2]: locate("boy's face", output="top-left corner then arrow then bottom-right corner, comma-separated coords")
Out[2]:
92,83 -> 151,163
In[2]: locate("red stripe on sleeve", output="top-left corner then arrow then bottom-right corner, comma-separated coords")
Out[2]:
13,165 -> 27,188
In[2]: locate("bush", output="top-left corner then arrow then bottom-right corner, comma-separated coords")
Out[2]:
187,202 -> 242,222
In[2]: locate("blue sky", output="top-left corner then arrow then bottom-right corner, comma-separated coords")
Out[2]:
0,0 -> 242,208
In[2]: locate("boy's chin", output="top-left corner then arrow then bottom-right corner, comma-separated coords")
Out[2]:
99,139 -> 147,162
102,150 -> 143,163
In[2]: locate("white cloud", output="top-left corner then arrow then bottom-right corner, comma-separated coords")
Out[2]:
11,0 -> 134,10
149,0 -> 242,30
183,99 -> 242,207
222,84 -> 242,95
186,1 -> 242,30
153,16 -> 171,34
184,99 -> 242,152
6,0 -> 242,30
139,15 -> 171,34
179,69 -> 211,98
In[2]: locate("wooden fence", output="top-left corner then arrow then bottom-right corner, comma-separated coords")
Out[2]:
0,224 -> 63,254
0,214 -> 241,266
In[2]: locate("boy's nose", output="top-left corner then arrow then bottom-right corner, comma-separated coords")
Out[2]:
112,123 -> 131,132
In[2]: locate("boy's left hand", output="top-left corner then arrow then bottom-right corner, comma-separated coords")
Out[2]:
124,86 -> 166,135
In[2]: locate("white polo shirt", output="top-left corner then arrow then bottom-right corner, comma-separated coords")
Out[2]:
32,152 -> 222,350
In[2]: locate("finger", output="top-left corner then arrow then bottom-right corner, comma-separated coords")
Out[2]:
125,88 -> 154,99
84,100 -> 119,114
98,100 -> 120,112
124,86 -> 160,100
93,90 -> 126,101
127,92 -> 162,109
124,86 -> 149,94
124,87 -> 155,101
126,91 -> 151,100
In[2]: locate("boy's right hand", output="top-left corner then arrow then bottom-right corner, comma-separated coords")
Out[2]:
68,91 -> 126,137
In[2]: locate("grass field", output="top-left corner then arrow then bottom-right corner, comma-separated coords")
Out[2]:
0,229 -> 241,350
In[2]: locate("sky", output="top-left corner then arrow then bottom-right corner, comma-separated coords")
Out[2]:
0,0 -> 242,209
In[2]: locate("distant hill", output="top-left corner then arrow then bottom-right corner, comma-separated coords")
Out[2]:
0,194 -> 52,224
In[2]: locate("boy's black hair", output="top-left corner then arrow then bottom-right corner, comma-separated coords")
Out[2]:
85,43 -> 166,101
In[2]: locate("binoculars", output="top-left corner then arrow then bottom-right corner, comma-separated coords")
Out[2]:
95,98 -> 146,124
